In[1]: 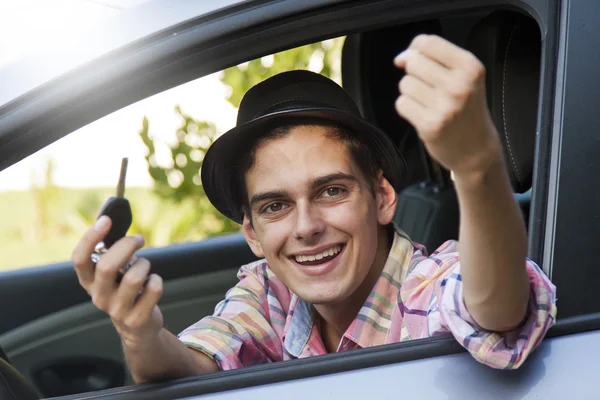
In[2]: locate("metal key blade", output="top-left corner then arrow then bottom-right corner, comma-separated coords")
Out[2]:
116,157 -> 128,197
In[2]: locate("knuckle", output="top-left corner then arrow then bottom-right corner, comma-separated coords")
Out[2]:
109,306 -> 124,322
95,261 -> 114,279
466,56 -> 485,80
398,76 -> 411,93
395,96 -> 408,114
123,314 -> 142,329
122,271 -> 145,287
71,252 -> 87,269
403,53 -> 420,74
411,34 -> 430,48
439,99 -> 460,119
447,81 -> 471,101
91,293 -> 108,311
123,259 -> 151,286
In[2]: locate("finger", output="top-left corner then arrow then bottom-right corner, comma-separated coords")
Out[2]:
111,258 -> 151,319
396,49 -> 454,89
407,34 -> 479,72
71,216 -> 112,288
395,95 -> 429,135
398,75 -> 436,109
125,274 -> 164,329
94,235 -> 145,300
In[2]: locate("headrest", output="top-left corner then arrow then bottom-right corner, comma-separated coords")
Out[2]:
467,11 -> 541,193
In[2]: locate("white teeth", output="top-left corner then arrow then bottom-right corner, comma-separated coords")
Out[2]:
295,245 -> 342,263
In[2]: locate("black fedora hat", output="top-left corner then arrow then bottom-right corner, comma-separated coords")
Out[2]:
201,70 -> 407,224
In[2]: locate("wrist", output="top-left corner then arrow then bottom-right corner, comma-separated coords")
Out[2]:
452,147 -> 506,190
118,326 -> 164,354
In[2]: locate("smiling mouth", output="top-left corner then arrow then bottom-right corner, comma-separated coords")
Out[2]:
292,244 -> 345,266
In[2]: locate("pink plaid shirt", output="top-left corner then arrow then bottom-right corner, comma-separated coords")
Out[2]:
178,227 -> 557,370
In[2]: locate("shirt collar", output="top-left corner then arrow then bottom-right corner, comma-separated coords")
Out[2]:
283,225 -> 413,356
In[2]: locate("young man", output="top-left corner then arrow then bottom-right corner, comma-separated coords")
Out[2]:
72,35 -> 556,383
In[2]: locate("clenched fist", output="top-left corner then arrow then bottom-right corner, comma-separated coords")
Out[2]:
394,34 -> 502,178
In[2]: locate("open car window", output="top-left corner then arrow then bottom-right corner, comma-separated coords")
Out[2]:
0,37 -> 343,272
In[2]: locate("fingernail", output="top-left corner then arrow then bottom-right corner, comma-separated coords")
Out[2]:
394,50 -> 409,65
134,234 -> 145,245
94,216 -> 110,232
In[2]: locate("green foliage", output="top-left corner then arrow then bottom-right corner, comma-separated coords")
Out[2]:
138,106 -> 240,241
138,37 -> 345,242
221,38 -> 344,107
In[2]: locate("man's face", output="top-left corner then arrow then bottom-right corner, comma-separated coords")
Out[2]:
242,125 -> 395,305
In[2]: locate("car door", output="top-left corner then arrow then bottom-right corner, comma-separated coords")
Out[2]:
0,0 -> 270,396
0,1 -> 362,397
2,0 -> 598,399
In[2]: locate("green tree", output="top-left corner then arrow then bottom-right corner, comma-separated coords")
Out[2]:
138,38 -> 345,242
221,38 -> 344,107
139,107 -> 240,242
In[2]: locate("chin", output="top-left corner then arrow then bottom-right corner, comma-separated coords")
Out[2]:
297,284 -> 349,305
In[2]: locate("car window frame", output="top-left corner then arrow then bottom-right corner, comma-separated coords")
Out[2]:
4,0 -> 595,398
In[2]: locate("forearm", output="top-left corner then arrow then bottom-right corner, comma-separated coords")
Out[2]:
454,151 -> 530,332
124,328 -> 219,384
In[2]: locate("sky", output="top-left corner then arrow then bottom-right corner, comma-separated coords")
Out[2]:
0,0 -> 237,190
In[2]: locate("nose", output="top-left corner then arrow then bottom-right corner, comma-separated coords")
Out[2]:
293,201 -> 325,241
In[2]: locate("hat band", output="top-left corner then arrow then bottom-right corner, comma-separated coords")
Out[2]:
251,99 -> 345,120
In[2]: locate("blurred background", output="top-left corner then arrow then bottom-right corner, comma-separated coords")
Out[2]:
0,0 -> 344,271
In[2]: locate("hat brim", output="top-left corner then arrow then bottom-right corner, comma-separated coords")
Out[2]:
201,107 -> 407,224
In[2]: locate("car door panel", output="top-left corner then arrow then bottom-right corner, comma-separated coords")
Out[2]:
0,234 -> 256,397
0,233 -> 255,335
1,267 -> 241,397
52,319 -> 600,400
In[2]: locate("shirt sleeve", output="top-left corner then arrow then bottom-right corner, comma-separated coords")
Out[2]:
177,261 -> 287,371
400,240 -> 557,369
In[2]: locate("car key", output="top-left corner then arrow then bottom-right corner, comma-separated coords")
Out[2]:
97,157 -> 133,249
92,158 -> 133,282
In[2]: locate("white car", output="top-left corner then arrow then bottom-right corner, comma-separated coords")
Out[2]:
0,0 -> 595,399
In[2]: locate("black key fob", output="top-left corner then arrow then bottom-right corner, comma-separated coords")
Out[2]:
98,196 -> 132,249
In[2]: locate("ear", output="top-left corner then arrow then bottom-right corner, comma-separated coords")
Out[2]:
242,215 -> 265,257
375,171 -> 397,225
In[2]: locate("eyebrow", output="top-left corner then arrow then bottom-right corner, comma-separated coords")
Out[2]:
309,172 -> 359,189
249,190 -> 289,209
249,172 -> 359,209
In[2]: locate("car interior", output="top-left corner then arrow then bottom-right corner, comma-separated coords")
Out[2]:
344,9 -> 540,250
0,7 -> 542,400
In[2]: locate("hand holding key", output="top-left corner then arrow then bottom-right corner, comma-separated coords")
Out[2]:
72,159 -> 165,351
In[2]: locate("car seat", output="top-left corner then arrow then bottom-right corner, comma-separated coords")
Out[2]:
342,10 -> 540,251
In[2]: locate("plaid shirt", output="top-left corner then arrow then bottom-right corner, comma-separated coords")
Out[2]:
178,227 -> 557,370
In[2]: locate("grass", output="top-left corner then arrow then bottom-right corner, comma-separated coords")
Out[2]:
0,187 -> 223,272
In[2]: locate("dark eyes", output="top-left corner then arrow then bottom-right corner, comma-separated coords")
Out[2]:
259,186 -> 347,215
323,187 -> 343,197
264,202 -> 285,214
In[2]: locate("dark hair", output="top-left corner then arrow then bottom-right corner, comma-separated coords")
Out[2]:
236,117 -> 382,222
